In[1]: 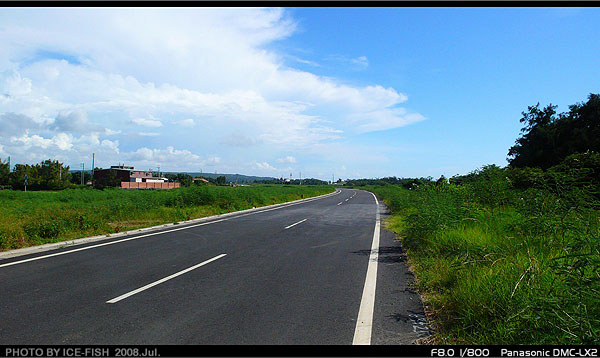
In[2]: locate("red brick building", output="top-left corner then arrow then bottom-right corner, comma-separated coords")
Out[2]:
94,165 -> 176,189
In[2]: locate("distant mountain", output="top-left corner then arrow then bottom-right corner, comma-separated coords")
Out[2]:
70,169 -> 278,183
170,172 -> 277,183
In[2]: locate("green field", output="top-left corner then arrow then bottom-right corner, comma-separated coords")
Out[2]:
363,166 -> 599,344
0,185 -> 334,251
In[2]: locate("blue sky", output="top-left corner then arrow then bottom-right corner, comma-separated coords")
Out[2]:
0,8 -> 598,180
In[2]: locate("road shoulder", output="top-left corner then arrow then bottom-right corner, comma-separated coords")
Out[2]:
371,198 -> 431,345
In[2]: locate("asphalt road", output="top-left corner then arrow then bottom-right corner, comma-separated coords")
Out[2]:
0,188 -> 428,345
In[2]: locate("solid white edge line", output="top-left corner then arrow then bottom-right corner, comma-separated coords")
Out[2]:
0,190 -> 342,268
106,254 -> 227,304
284,218 -> 307,230
352,191 -> 380,345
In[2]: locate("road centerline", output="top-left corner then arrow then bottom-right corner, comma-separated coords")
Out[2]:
352,192 -> 380,345
284,218 -> 307,230
106,254 -> 227,304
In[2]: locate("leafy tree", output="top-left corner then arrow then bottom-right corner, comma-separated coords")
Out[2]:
10,164 -> 37,190
38,159 -> 70,189
508,94 -> 600,169
163,173 -> 195,187
216,175 -> 227,185
93,169 -> 119,189
0,157 -> 9,187
176,173 -> 194,187
508,103 -> 558,169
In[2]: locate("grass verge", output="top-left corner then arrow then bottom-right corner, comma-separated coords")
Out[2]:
0,185 -> 334,251
365,183 -> 599,344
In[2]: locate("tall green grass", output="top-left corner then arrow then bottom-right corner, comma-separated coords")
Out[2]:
368,180 -> 599,344
0,185 -> 334,251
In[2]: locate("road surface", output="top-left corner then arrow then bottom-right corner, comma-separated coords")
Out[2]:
0,188 -> 427,344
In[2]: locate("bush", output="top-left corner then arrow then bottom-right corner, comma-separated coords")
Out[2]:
24,220 -> 63,240
367,174 -> 600,344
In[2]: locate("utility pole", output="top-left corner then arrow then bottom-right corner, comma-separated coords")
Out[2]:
81,163 -> 85,186
299,171 -> 302,185
7,156 -> 10,172
158,165 -> 161,178
92,153 -> 95,186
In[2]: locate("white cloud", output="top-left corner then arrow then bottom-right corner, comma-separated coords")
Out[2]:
138,132 -> 160,137
51,110 -> 103,133
255,161 -> 276,171
0,8 -> 425,176
205,156 -> 221,166
324,54 -> 369,70
277,156 -> 296,163
131,117 -> 162,127
352,109 -> 426,133
221,131 -> 260,147
351,56 -> 369,69
104,128 -> 121,135
101,139 -> 119,152
11,132 -> 73,151
178,118 -> 195,127
0,112 -> 41,136
1,70 -> 32,97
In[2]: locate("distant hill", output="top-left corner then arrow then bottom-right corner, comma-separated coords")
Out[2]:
171,172 -> 277,183
69,169 -> 278,183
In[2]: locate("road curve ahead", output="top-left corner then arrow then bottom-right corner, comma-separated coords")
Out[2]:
0,188 -> 427,344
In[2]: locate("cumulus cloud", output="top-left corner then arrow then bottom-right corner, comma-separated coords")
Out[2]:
1,71 -> 32,97
51,110 -> 103,133
101,139 -> 119,152
11,132 -> 74,151
0,8 -> 424,175
0,112 -> 41,136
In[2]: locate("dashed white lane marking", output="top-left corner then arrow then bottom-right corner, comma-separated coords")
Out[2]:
0,190 -> 341,269
284,218 -> 307,230
352,192 -> 380,345
345,199 -> 349,201
310,241 -> 338,249
337,202 -> 343,206
106,254 -> 226,304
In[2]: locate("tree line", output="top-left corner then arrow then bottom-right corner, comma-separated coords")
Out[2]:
0,159 -> 92,190
344,93 -> 600,192
254,178 -> 328,185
